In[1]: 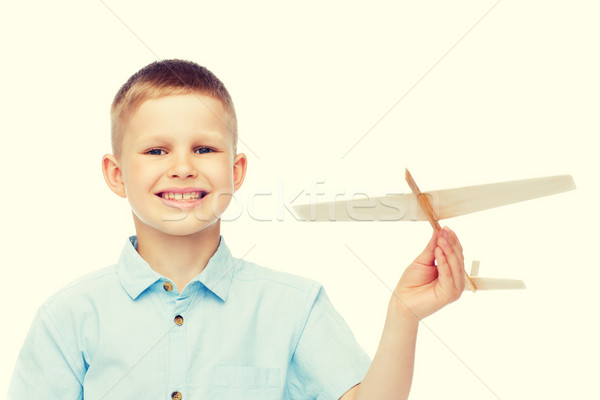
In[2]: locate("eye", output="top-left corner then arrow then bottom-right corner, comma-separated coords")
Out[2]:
146,148 -> 166,155
195,147 -> 213,154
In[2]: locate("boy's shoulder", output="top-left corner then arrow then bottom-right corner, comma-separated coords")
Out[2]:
232,256 -> 321,295
42,264 -> 120,310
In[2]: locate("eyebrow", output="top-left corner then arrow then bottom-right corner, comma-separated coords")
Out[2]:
139,133 -> 227,144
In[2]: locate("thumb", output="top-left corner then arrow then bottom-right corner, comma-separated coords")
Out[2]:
414,230 -> 438,266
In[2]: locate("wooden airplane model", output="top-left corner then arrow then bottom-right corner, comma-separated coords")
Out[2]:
292,169 -> 576,292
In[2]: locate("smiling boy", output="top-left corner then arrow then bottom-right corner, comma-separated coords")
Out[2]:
8,59 -> 465,400
107,91 -> 245,292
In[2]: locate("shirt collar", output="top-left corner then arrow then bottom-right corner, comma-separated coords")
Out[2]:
116,235 -> 235,302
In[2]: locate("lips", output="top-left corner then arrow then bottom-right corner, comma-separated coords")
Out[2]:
155,188 -> 209,201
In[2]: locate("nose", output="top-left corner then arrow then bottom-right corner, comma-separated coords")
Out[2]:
168,152 -> 198,179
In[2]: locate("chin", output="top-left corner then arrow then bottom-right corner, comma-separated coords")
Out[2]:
161,219 -> 220,237
133,209 -> 222,237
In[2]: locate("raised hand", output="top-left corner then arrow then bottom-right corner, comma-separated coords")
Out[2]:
390,226 -> 465,321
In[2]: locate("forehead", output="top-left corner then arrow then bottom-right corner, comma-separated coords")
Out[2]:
123,93 -> 235,147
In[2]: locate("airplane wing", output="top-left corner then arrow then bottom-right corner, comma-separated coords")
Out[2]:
292,192 -> 424,221
466,277 -> 526,291
465,261 -> 526,291
292,175 -> 575,222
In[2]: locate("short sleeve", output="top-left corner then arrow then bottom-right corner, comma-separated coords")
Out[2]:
7,304 -> 84,400
286,284 -> 372,400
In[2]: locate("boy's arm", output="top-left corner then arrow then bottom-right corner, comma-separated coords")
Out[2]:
341,227 -> 465,400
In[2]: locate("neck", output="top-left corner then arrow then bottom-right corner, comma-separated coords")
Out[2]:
133,217 -> 221,293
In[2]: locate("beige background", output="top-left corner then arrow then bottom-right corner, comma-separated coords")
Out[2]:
1,1 -> 598,399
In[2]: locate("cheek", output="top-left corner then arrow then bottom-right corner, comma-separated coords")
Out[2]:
209,158 -> 235,186
125,161 -> 160,193
204,159 -> 236,213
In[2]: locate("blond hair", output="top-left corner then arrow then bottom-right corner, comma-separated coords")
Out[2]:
110,59 -> 237,159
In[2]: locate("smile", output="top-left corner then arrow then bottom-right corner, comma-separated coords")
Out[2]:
157,191 -> 208,201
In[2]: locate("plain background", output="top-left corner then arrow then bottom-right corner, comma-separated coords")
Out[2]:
1,1 -> 598,399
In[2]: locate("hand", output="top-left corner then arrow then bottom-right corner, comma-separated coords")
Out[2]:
390,226 -> 465,321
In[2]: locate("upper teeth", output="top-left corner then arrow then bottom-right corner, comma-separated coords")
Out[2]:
162,192 -> 203,200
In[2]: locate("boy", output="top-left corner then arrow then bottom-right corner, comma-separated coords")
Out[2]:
8,59 -> 465,399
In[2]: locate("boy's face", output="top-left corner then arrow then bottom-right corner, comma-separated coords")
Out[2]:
103,93 -> 246,237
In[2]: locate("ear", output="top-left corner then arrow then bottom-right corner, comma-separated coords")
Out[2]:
232,153 -> 247,192
102,154 -> 127,198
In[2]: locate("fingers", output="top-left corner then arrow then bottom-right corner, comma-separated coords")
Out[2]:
434,246 -> 454,294
443,226 -> 463,259
437,227 -> 465,296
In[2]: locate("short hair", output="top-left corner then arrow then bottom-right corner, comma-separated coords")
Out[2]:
110,59 -> 237,159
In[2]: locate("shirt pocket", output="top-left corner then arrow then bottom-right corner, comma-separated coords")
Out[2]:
211,365 -> 282,400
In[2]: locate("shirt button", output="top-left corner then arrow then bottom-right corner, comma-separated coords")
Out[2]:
163,282 -> 173,292
171,391 -> 182,400
174,315 -> 184,326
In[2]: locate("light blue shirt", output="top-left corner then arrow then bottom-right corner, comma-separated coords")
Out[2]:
8,236 -> 371,399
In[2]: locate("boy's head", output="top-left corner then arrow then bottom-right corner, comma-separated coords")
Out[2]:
110,59 -> 238,160
102,60 -> 247,238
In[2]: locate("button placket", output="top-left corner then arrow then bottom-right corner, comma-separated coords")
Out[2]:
167,295 -> 189,397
